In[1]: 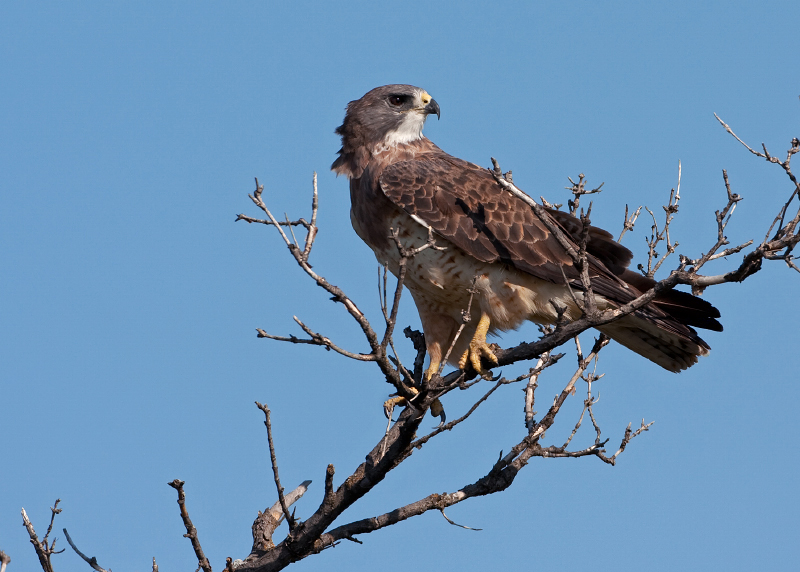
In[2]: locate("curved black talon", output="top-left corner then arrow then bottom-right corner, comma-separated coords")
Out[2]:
433,413 -> 446,429
431,401 -> 446,429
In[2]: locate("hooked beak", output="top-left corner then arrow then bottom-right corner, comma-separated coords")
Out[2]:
424,98 -> 440,120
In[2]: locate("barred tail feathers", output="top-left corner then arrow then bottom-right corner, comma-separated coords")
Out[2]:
596,314 -> 710,373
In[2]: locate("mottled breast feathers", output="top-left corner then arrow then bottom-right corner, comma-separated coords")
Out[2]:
379,154 -> 642,305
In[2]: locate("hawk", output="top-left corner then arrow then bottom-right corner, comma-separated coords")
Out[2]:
332,84 -> 721,385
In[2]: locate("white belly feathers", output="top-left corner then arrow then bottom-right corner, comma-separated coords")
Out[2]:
363,211 -> 583,335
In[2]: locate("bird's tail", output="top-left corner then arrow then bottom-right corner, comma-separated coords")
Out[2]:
593,269 -> 723,372
597,313 -> 710,373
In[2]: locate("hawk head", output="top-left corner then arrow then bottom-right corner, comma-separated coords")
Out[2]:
332,84 -> 440,179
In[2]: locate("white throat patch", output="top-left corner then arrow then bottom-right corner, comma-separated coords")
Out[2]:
383,111 -> 426,146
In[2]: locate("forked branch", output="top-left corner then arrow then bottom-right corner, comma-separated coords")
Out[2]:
21,500 -> 64,572
231,120 -> 798,571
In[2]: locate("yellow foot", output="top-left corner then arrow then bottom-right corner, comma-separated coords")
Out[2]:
458,312 -> 499,376
383,360 -> 446,426
424,360 -> 439,382
383,387 -> 419,419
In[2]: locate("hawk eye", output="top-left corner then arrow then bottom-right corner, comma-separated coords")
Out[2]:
388,95 -> 406,106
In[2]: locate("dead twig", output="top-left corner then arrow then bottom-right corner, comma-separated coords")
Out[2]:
440,509 -> 482,531
524,341 -> 561,431
404,327 -> 427,385
529,334 -> 610,442
239,176 -> 406,394
252,481 -> 311,553
618,204 -> 642,243
256,326 -> 375,361
167,480 -> 212,572
600,419 -> 655,464
714,115 -> 799,239
21,500 -> 64,572
62,529 -> 109,572
565,173 -> 604,216
256,402 -> 296,531
641,162 -> 681,278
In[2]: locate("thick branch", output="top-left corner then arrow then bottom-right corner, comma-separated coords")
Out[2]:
252,481 -> 312,552
21,501 -> 63,572
238,405 -> 427,570
236,128 -> 799,569
314,455 -> 522,549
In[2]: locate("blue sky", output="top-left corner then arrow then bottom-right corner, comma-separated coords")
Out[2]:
1,1 -> 798,570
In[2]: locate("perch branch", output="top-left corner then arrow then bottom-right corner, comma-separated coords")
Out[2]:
237,127 -> 800,568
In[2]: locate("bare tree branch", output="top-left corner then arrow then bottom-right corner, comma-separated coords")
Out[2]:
255,326 -> 376,361
0,550 -> 10,572
440,509 -> 482,531
238,404 -> 429,570
603,419 -> 655,463
21,500 -> 64,572
565,173 -> 604,216
641,163 -> 681,278
523,345 -> 562,432
540,195 -> 563,210
618,203 -> 642,243
230,120 -> 799,570
404,327 -> 427,384
714,115 -> 800,234
63,529 -> 109,572
252,480 -> 312,552
167,480 -> 212,572
237,177 -> 404,394
255,402 -> 296,531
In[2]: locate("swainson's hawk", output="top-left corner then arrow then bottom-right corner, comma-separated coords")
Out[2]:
332,84 -> 721,382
